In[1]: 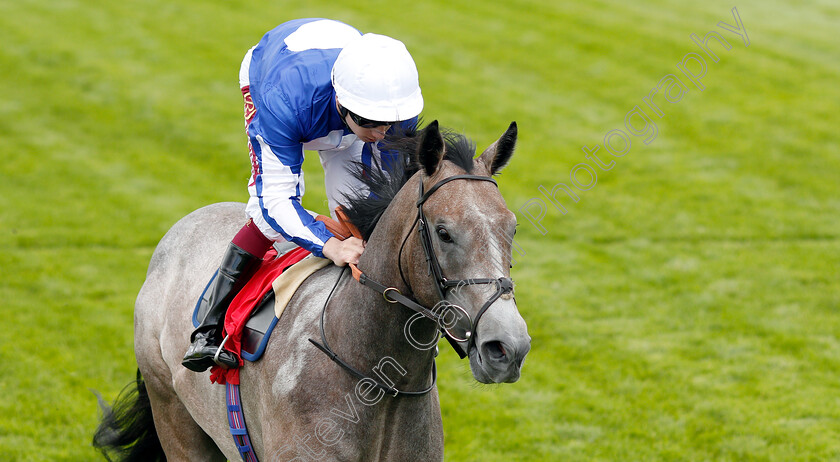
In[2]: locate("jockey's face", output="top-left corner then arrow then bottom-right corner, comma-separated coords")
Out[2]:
336,99 -> 392,143
343,113 -> 391,143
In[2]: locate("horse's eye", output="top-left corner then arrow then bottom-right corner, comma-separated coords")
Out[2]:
436,226 -> 453,243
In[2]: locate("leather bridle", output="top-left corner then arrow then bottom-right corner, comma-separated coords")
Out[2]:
309,173 -> 515,396
407,174 -> 515,358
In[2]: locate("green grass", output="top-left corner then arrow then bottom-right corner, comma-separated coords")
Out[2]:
1,0 -> 839,460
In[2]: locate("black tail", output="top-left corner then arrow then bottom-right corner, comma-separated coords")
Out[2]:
93,369 -> 166,461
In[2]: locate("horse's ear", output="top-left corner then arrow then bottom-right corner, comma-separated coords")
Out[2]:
478,121 -> 517,175
416,120 -> 445,176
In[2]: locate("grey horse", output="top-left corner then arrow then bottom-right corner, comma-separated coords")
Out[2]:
94,121 -> 530,461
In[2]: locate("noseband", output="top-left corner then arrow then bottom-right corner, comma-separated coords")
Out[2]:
309,173 -> 515,396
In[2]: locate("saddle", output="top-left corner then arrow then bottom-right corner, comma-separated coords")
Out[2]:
192,213 -> 357,384
191,243 -> 315,361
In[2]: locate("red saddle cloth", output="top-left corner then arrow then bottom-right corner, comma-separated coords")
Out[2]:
210,246 -> 311,385
208,212 -> 359,385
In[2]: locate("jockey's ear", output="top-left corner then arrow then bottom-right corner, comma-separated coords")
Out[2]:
478,121 -> 517,175
415,120 -> 445,176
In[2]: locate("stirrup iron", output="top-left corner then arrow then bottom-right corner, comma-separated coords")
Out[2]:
214,335 -> 232,368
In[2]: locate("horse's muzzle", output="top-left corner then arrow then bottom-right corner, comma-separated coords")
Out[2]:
470,331 -> 531,384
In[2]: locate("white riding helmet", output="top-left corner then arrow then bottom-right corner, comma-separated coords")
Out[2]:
332,33 -> 423,123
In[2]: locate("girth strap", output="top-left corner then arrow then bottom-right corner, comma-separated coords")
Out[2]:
226,383 -> 259,462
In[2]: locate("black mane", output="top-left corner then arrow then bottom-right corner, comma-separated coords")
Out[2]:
341,122 -> 477,240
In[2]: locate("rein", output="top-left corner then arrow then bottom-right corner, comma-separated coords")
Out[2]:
309,173 -> 515,397
309,267 -> 437,397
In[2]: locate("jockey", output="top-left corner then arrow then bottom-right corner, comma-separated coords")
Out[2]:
182,18 -> 423,372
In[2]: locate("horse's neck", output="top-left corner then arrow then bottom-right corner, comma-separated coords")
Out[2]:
328,182 -> 438,391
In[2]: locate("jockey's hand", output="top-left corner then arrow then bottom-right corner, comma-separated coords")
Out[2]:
322,237 -> 365,266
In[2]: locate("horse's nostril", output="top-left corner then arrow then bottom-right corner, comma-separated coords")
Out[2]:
484,341 -> 507,362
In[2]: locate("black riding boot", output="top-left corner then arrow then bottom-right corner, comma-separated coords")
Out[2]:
181,243 -> 261,372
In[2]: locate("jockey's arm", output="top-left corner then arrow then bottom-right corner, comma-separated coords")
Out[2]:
256,143 -> 364,266
255,98 -> 374,266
